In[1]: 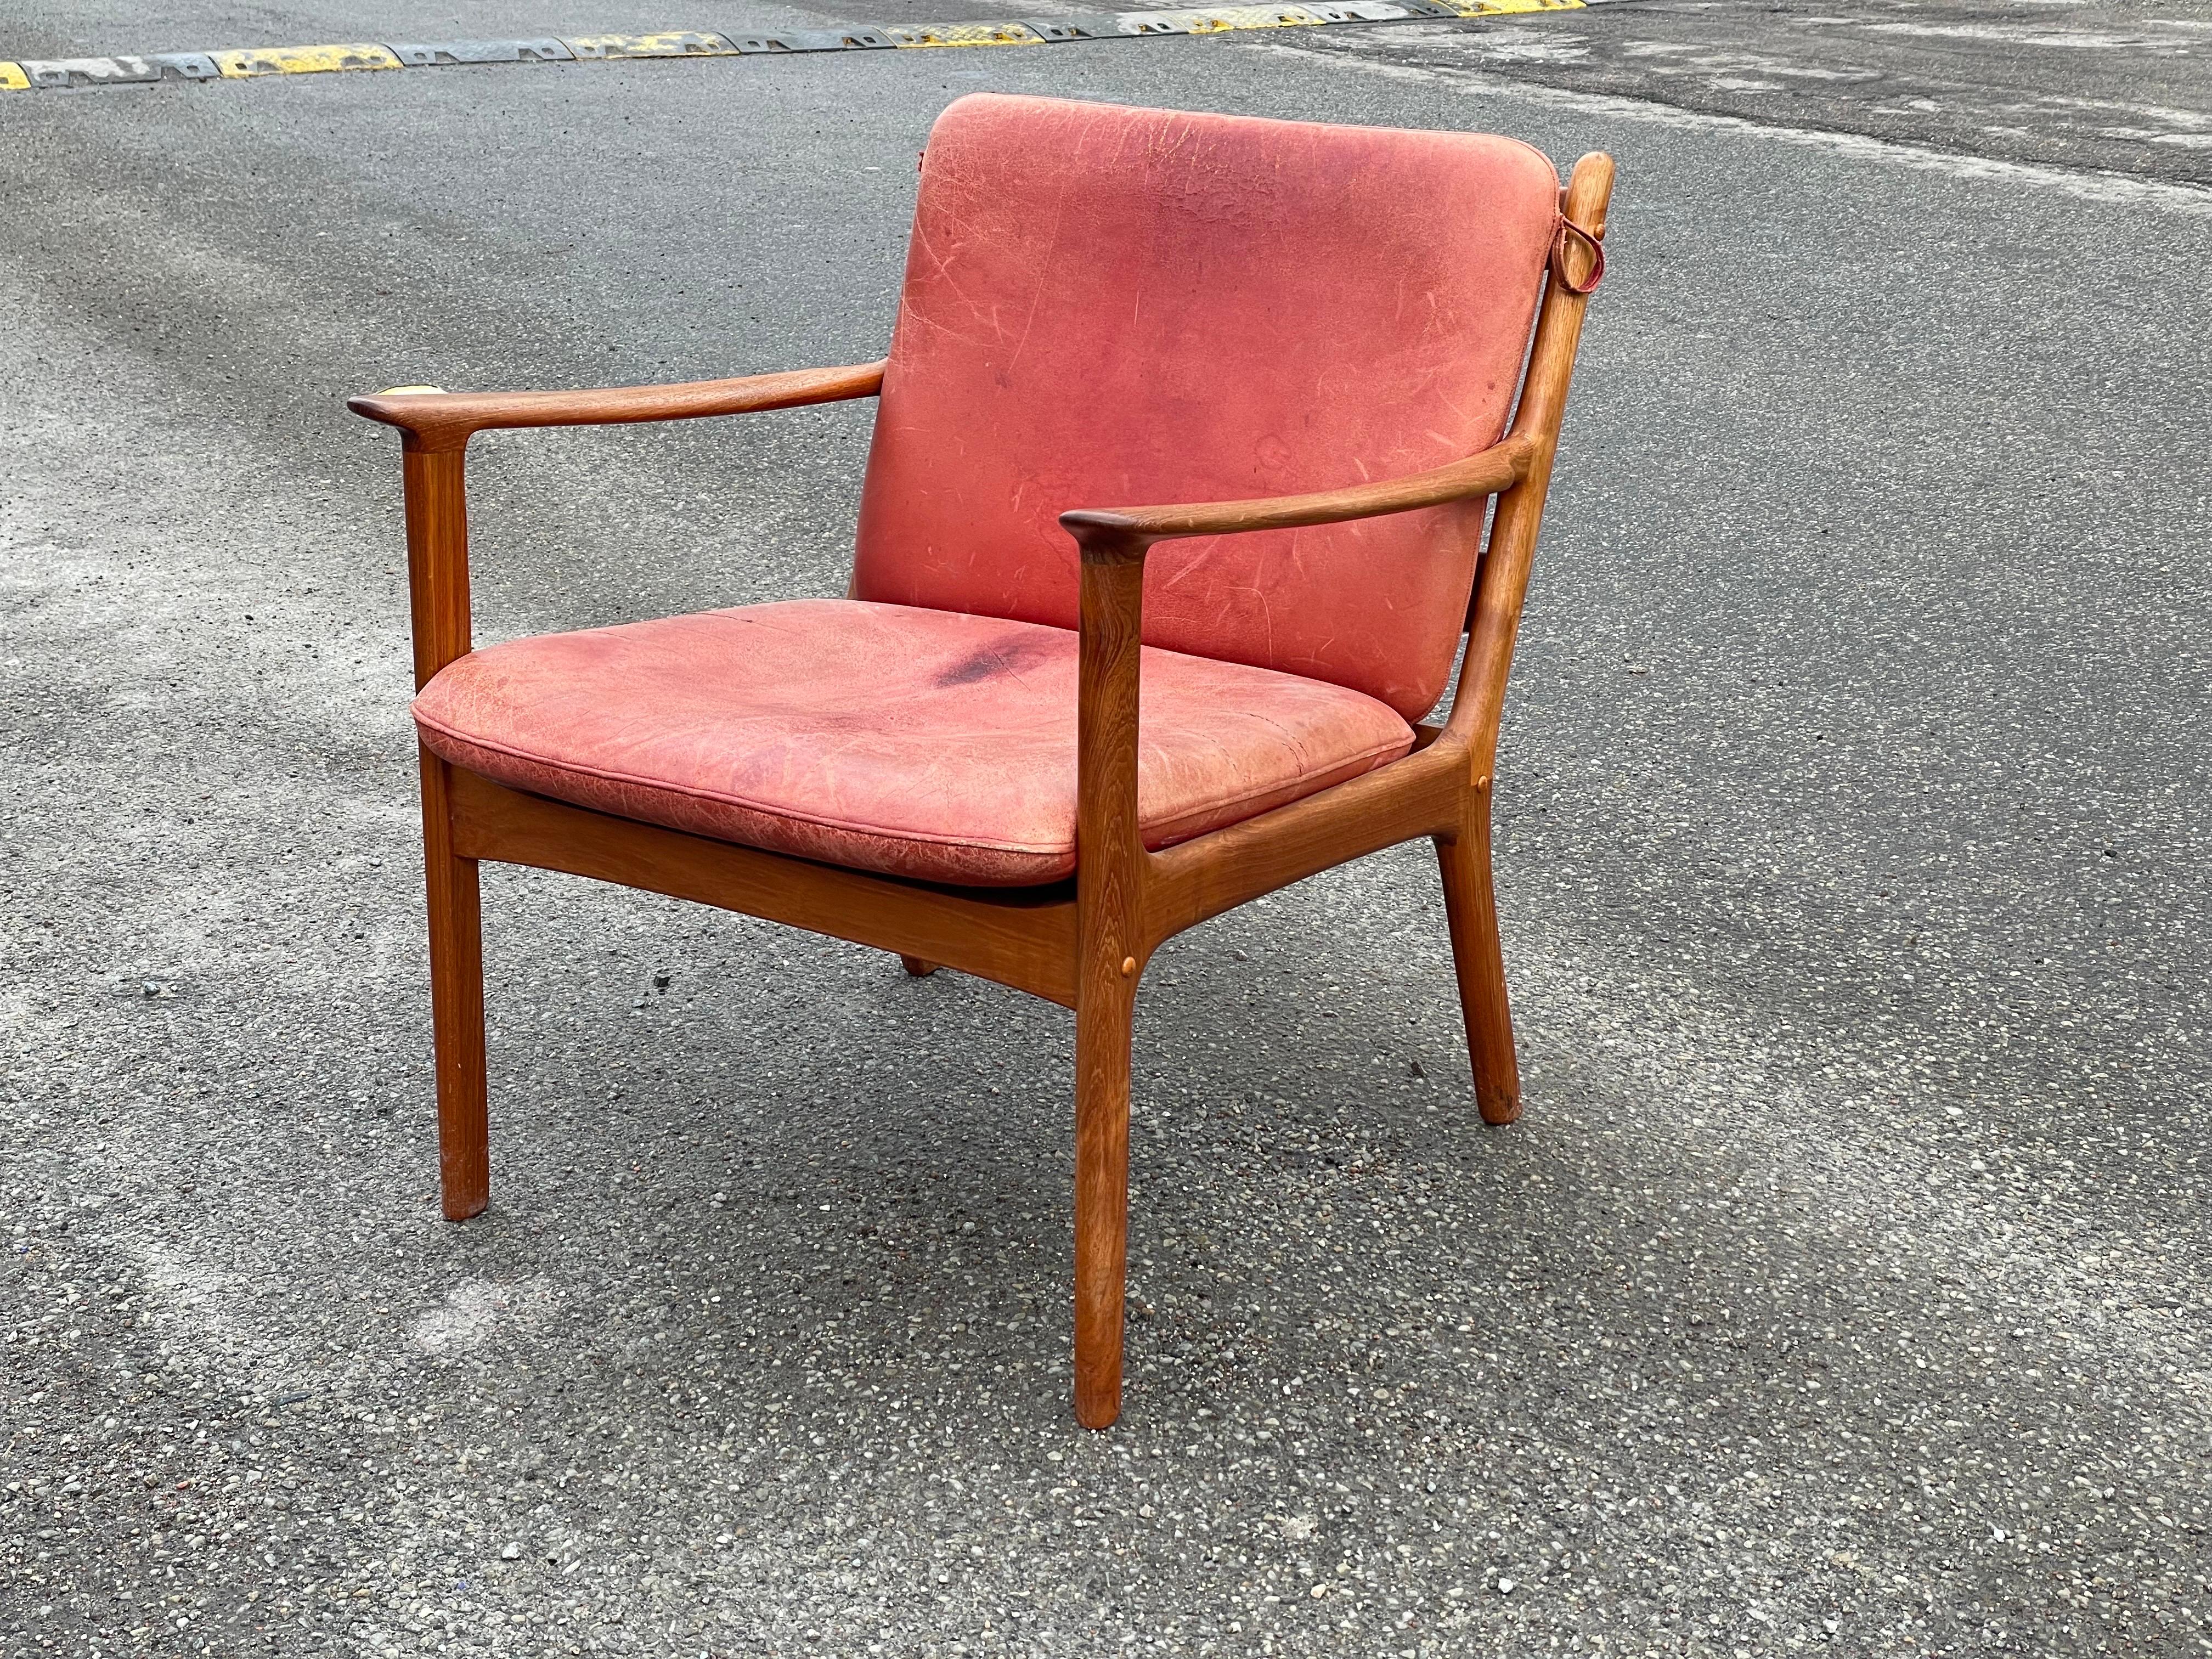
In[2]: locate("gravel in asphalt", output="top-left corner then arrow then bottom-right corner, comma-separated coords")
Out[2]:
2,5 -> 2209,1656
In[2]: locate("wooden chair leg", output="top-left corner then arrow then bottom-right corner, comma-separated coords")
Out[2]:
1071,970 -> 1136,1429
1435,799 -> 1521,1126
899,955 -> 938,978
421,753 -> 490,1220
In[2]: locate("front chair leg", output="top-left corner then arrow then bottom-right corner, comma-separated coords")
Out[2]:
1435,789 -> 1521,1126
898,955 -> 939,978
1072,969 -> 1137,1429
420,752 -> 490,1220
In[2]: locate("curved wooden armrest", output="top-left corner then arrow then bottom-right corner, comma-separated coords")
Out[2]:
347,359 -> 888,452
1061,432 -> 1539,902
1058,433 -> 1536,551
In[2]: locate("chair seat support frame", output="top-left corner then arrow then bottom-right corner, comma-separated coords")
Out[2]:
352,155 -> 1613,1430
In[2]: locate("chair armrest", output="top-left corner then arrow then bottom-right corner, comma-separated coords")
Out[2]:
1059,433 -> 1535,916
1058,433 -> 1535,548
347,359 -> 887,452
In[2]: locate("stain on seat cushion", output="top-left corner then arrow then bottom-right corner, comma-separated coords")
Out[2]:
413,599 -> 1415,887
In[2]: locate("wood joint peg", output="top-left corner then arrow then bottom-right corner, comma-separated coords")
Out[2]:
1120,956 -> 1136,978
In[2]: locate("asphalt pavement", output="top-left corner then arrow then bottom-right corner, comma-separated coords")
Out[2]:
3,3 -> 2209,1656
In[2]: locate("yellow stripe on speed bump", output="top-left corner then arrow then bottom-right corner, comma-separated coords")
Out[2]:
890,21 -> 1048,45
0,61 -> 29,90
214,43 -> 403,77
1142,6 -> 1328,31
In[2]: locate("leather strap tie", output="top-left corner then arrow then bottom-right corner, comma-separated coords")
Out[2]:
1550,214 -> 1606,296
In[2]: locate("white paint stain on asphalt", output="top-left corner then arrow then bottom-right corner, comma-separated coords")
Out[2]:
131,1235 -> 261,1370
412,1275 -> 558,1355
1847,19 -> 2194,50
1261,37 -> 2212,215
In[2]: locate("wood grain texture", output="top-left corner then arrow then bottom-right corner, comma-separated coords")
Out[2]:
1068,533 -> 1150,1430
398,443 -> 490,1218
1435,789 -> 1520,1126
1447,154 -> 1615,770
351,360 -> 886,453
1141,738 -> 1466,944
448,770 -> 1080,1006
1059,433 -> 1533,543
420,754 -> 488,1220
1072,966 -> 1136,1429
401,448 -> 472,689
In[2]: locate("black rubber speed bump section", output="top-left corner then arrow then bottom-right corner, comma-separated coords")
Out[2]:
563,32 -> 737,57
1020,15 -> 1125,37
18,53 -> 221,86
388,40 -> 576,65
727,27 -> 899,50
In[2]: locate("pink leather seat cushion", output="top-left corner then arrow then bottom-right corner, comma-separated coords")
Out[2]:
413,600 -> 1413,887
853,93 -> 1561,721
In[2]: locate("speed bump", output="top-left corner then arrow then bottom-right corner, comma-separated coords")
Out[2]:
4,0 -> 1583,92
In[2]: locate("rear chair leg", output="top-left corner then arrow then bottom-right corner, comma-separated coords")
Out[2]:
1072,970 -> 1136,1429
1435,792 -> 1521,1126
899,955 -> 939,978
420,752 -> 489,1219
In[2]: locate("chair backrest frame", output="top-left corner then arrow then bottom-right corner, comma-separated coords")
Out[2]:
1442,151 -> 1615,782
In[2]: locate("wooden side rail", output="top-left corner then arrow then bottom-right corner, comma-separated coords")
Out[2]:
1139,738 -> 1470,944
448,770 -> 1080,1006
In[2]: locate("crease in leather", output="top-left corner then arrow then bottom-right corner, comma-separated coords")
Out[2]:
853,93 -> 1560,721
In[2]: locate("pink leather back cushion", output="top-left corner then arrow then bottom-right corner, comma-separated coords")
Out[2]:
852,93 -> 1561,721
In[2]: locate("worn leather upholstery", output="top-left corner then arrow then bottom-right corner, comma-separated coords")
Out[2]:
415,97 -> 1562,885
854,93 -> 1561,721
414,601 -> 1413,887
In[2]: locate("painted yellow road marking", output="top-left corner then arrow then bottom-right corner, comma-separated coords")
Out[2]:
1,61 -> 31,90
213,43 -> 403,77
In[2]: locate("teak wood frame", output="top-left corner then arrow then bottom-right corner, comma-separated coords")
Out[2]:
352,154 -> 1613,1430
